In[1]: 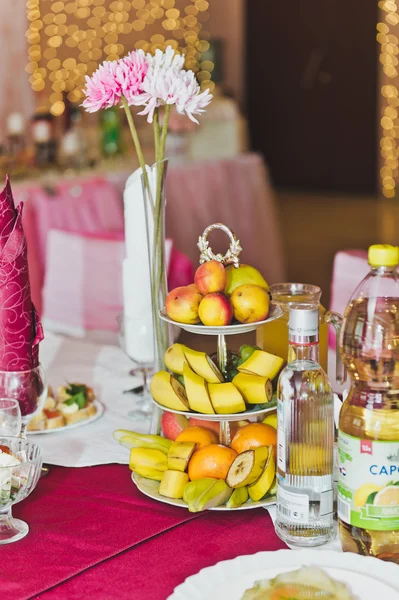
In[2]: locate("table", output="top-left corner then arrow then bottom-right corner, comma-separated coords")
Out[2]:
3,465 -> 286,599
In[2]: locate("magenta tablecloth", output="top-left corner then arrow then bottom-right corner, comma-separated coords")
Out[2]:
2,465 -> 286,599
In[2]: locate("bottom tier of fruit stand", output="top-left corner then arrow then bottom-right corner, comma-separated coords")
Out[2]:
132,473 -> 276,512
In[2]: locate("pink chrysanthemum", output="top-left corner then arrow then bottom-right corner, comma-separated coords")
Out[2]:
116,49 -> 149,106
82,60 -> 122,113
82,50 -> 149,112
138,46 -> 212,123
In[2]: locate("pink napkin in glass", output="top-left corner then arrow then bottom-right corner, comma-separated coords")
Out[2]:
0,177 -> 44,414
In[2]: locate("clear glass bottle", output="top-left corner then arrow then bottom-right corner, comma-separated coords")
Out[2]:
338,244 -> 399,563
275,304 -> 335,546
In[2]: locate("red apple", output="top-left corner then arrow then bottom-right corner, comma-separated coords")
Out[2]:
161,412 -> 189,440
194,260 -> 227,295
165,285 -> 203,324
198,293 -> 233,326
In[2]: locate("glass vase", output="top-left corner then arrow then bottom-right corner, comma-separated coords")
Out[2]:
141,160 -> 172,434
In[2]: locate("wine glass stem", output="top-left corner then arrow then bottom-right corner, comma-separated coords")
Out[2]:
19,423 -> 27,439
143,369 -> 150,395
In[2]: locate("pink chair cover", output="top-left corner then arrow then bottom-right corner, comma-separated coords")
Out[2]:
329,249 -> 369,347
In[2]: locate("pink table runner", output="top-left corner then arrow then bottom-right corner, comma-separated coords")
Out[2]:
2,465 -> 286,599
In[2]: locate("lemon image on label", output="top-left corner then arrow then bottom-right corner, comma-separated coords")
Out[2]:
374,485 -> 399,506
354,484 -> 381,509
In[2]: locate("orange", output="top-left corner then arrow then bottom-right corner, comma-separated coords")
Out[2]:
230,423 -> 277,454
175,426 -> 218,451
188,444 -> 237,480
189,418 -> 220,437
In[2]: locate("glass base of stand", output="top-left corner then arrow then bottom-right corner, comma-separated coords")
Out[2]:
0,511 -> 29,545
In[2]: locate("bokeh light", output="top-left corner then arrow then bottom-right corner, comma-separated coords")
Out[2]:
378,1 -> 399,198
26,0 -> 212,115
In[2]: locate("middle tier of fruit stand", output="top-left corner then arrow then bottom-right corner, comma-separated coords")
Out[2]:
158,304 -> 283,447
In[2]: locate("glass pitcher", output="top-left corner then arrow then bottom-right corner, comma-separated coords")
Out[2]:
256,283 -> 345,383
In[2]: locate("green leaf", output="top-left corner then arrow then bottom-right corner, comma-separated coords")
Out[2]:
366,491 -> 378,505
64,391 -> 86,409
65,383 -> 88,397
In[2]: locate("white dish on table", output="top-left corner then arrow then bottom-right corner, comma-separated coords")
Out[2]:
27,400 -> 104,435
168,549 -> 399,600
132,473 -> 276,512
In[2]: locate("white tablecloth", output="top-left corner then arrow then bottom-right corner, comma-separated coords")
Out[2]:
32,332 -> 151,467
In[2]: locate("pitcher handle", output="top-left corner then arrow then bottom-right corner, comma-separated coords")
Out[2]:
325,310 -> 346,385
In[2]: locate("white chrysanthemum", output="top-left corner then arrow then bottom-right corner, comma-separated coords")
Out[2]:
138,45 -> 212,123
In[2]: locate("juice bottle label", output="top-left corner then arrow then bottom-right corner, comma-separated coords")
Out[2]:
338,430 -> 399,531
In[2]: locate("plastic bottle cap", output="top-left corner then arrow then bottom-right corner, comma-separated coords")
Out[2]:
368,244 -> 399,267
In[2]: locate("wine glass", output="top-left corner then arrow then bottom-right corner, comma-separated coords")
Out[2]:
0,437 -> 42,544
0,366 -> 47,438
0,399 -> 21,437
117,314 -> 154,420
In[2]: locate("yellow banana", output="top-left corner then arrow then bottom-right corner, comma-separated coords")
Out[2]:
129,447 -> 168,472
167,441 -> 196,472
133,466 -> 165,481
115,431 -> 172,454
159,470 -> 189,499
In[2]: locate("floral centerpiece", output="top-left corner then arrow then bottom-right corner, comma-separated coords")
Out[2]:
82,46 -> 212,387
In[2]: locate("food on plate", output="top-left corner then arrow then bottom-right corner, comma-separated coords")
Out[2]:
262,412 -> 277,430
157,343 -> 284,416
183,477 -> 232,512
232,373 -> 273,405
175,426 -> 218,451
166,260 -> 271,327
149,371 -> 190,411
0,445 -> 22,502
231,284 -> 270,324
226,486 -> 249,509
159,470 -> 189,499
208,382 -> 246,414
241,567 -> 356,600
161,412 -> 189,440
231,423 -> 277,454
167,441 -> 196,472
117,424 -> 278,510
27,383 -> 96,431
247,446 -> 275,502
183,363 -> 215,414
198,292 -> 233,326
225,264 -> 269,296
165,285 -> 203,324
194,260 -> 227,295
226,447 -> 270,488
183,347 -> 224,383
164,343 -> 187,375
129,447 -> 167,480
238,350 -> 284,380
187,444 -> 237,481
113,430 -> 172,454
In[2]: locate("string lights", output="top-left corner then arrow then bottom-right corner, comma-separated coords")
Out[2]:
378,1 -> 399,198
26,0 -> 213,117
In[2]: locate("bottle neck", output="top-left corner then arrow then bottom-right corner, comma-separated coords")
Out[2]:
288,340 -> 319,364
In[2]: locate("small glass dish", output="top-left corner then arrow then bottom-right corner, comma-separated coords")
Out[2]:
0,437 -> 42,544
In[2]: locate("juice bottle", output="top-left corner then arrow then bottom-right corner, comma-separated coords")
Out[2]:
338,244 -> 399,563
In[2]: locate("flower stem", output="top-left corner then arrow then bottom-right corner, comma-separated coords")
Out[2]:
121,96 -> 151,201
153,108 -> 161,164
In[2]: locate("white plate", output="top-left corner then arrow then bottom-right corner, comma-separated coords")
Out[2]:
151,399 -> 277,421
168,549 -> 399,600
27,400 -> 104,435
132,473 -> 276,512
159,304 -> 283,335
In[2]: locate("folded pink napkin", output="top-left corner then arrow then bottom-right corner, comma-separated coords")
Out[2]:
0,176 -> 43,371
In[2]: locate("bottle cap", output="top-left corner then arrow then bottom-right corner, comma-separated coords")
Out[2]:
288,304 -> 319,343
368,244 -> 399,267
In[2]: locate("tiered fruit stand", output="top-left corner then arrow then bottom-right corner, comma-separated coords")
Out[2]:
132,223 -> 283,511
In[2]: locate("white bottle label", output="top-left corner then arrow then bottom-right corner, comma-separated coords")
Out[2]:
277,401 -> 286,476
277,487 -> 309,522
